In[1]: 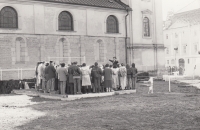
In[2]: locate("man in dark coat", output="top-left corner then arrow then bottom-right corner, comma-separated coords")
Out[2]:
68,62 -> 82,94
91,62 -> 102,93
130,63 -> 138,90
109,57 -> 119,67
67,63 -> 74,94
46,61 -> 56,93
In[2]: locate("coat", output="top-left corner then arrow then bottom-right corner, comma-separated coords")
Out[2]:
57,67 -> 68,81
103,67 -> 112,81
91,66 -> 102,78
68,65 -> 81,83
130,67 -> 138,78
81,66 -> 91,86
45,65 -> 56,80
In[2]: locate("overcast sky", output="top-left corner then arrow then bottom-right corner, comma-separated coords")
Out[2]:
162,0 -> 195,20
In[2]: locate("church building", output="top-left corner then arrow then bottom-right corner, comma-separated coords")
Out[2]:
0,0 -> 164,79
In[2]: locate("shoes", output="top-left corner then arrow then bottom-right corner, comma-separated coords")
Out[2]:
62,95 -> 68,98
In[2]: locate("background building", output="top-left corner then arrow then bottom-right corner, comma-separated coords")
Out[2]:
164,0 -> 200,76
122,0 -> 164,75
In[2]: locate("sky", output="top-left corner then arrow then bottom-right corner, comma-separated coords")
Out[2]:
162,0 -> 195,20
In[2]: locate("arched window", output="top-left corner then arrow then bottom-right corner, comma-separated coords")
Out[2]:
0,6 -> 18,28
58,11 -> 73,31
143,17 -> 150,37
107,15 -> 119,33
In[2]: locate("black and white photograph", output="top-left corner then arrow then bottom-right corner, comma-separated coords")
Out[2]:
0,0 -> 200,129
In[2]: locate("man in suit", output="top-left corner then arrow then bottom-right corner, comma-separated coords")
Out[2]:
57,63 -> 68,97
109,57 -> 119,67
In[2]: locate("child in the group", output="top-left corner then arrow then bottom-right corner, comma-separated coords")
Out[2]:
142,77 -> 154,94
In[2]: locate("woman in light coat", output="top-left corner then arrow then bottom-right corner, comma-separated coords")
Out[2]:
119,63 -> 127,90
81,63 -> 91,93
112,64 -> 119,90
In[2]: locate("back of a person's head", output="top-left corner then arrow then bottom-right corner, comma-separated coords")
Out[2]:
46,63 -> 49,66
121,63 -> 124,66
61,63 -> 65,67
105,64 -> 109,68
95,62 -> 98,66
132,63 -> 135,68
82,63 -> 86,67
126,64 -> 130,69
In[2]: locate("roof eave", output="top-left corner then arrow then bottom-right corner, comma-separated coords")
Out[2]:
33,0 -> 127,11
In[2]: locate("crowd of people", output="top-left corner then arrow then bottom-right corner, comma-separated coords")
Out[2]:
35,57 -> 138,97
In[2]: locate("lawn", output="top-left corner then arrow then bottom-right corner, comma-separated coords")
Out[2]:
13,81 -> 200,130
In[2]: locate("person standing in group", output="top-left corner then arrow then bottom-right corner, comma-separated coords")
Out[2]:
35,62 -> 40,91
56,64 -> 61,94
57,63 -> 68,97
72,62 -> 82,94
67,62 -> 74,94
119,63 -> 127,90
39,62 -> 45,91
44,62 -> 49,93
130,63 -> 138,90
81,63 -> 91,94
46,61 -> 56,93
37,62 -> 44,91
112,64 -> 119,90
126,64 -> 132,90
91,62 -> 102,93
103,64 -> 112,92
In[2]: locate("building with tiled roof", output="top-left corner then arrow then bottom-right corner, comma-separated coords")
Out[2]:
164,0 -> 200,76
0,0 -> 164,79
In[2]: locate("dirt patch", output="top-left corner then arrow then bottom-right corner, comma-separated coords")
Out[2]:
0,95 -> 45,130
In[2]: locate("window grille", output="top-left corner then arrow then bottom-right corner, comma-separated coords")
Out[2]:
59,11 -> 73,31
143,17 -> 150,37
107,15 -> 119,33
0,6 -> 18,28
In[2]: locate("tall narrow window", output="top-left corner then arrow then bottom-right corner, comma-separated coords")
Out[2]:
58,11 -> 73,31
0,6 -> 18,28
107,15 -> 119,33
143,17 -> 150,37
16,37 -> 26,64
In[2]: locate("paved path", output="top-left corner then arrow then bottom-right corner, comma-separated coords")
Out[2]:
13,89 -> 136,101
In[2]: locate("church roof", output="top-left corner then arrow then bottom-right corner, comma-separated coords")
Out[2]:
34,0 -> 129,10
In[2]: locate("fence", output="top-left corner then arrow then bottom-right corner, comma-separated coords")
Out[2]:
0,68 -> 35,81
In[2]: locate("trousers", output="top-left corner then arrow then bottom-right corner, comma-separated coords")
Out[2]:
73,77 -> 81,94
59,81 -> 66,95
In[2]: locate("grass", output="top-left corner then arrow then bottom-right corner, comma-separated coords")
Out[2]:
16,81 -> 200,130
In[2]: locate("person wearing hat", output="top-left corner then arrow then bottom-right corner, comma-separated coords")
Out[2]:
109,57 -> 119,67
